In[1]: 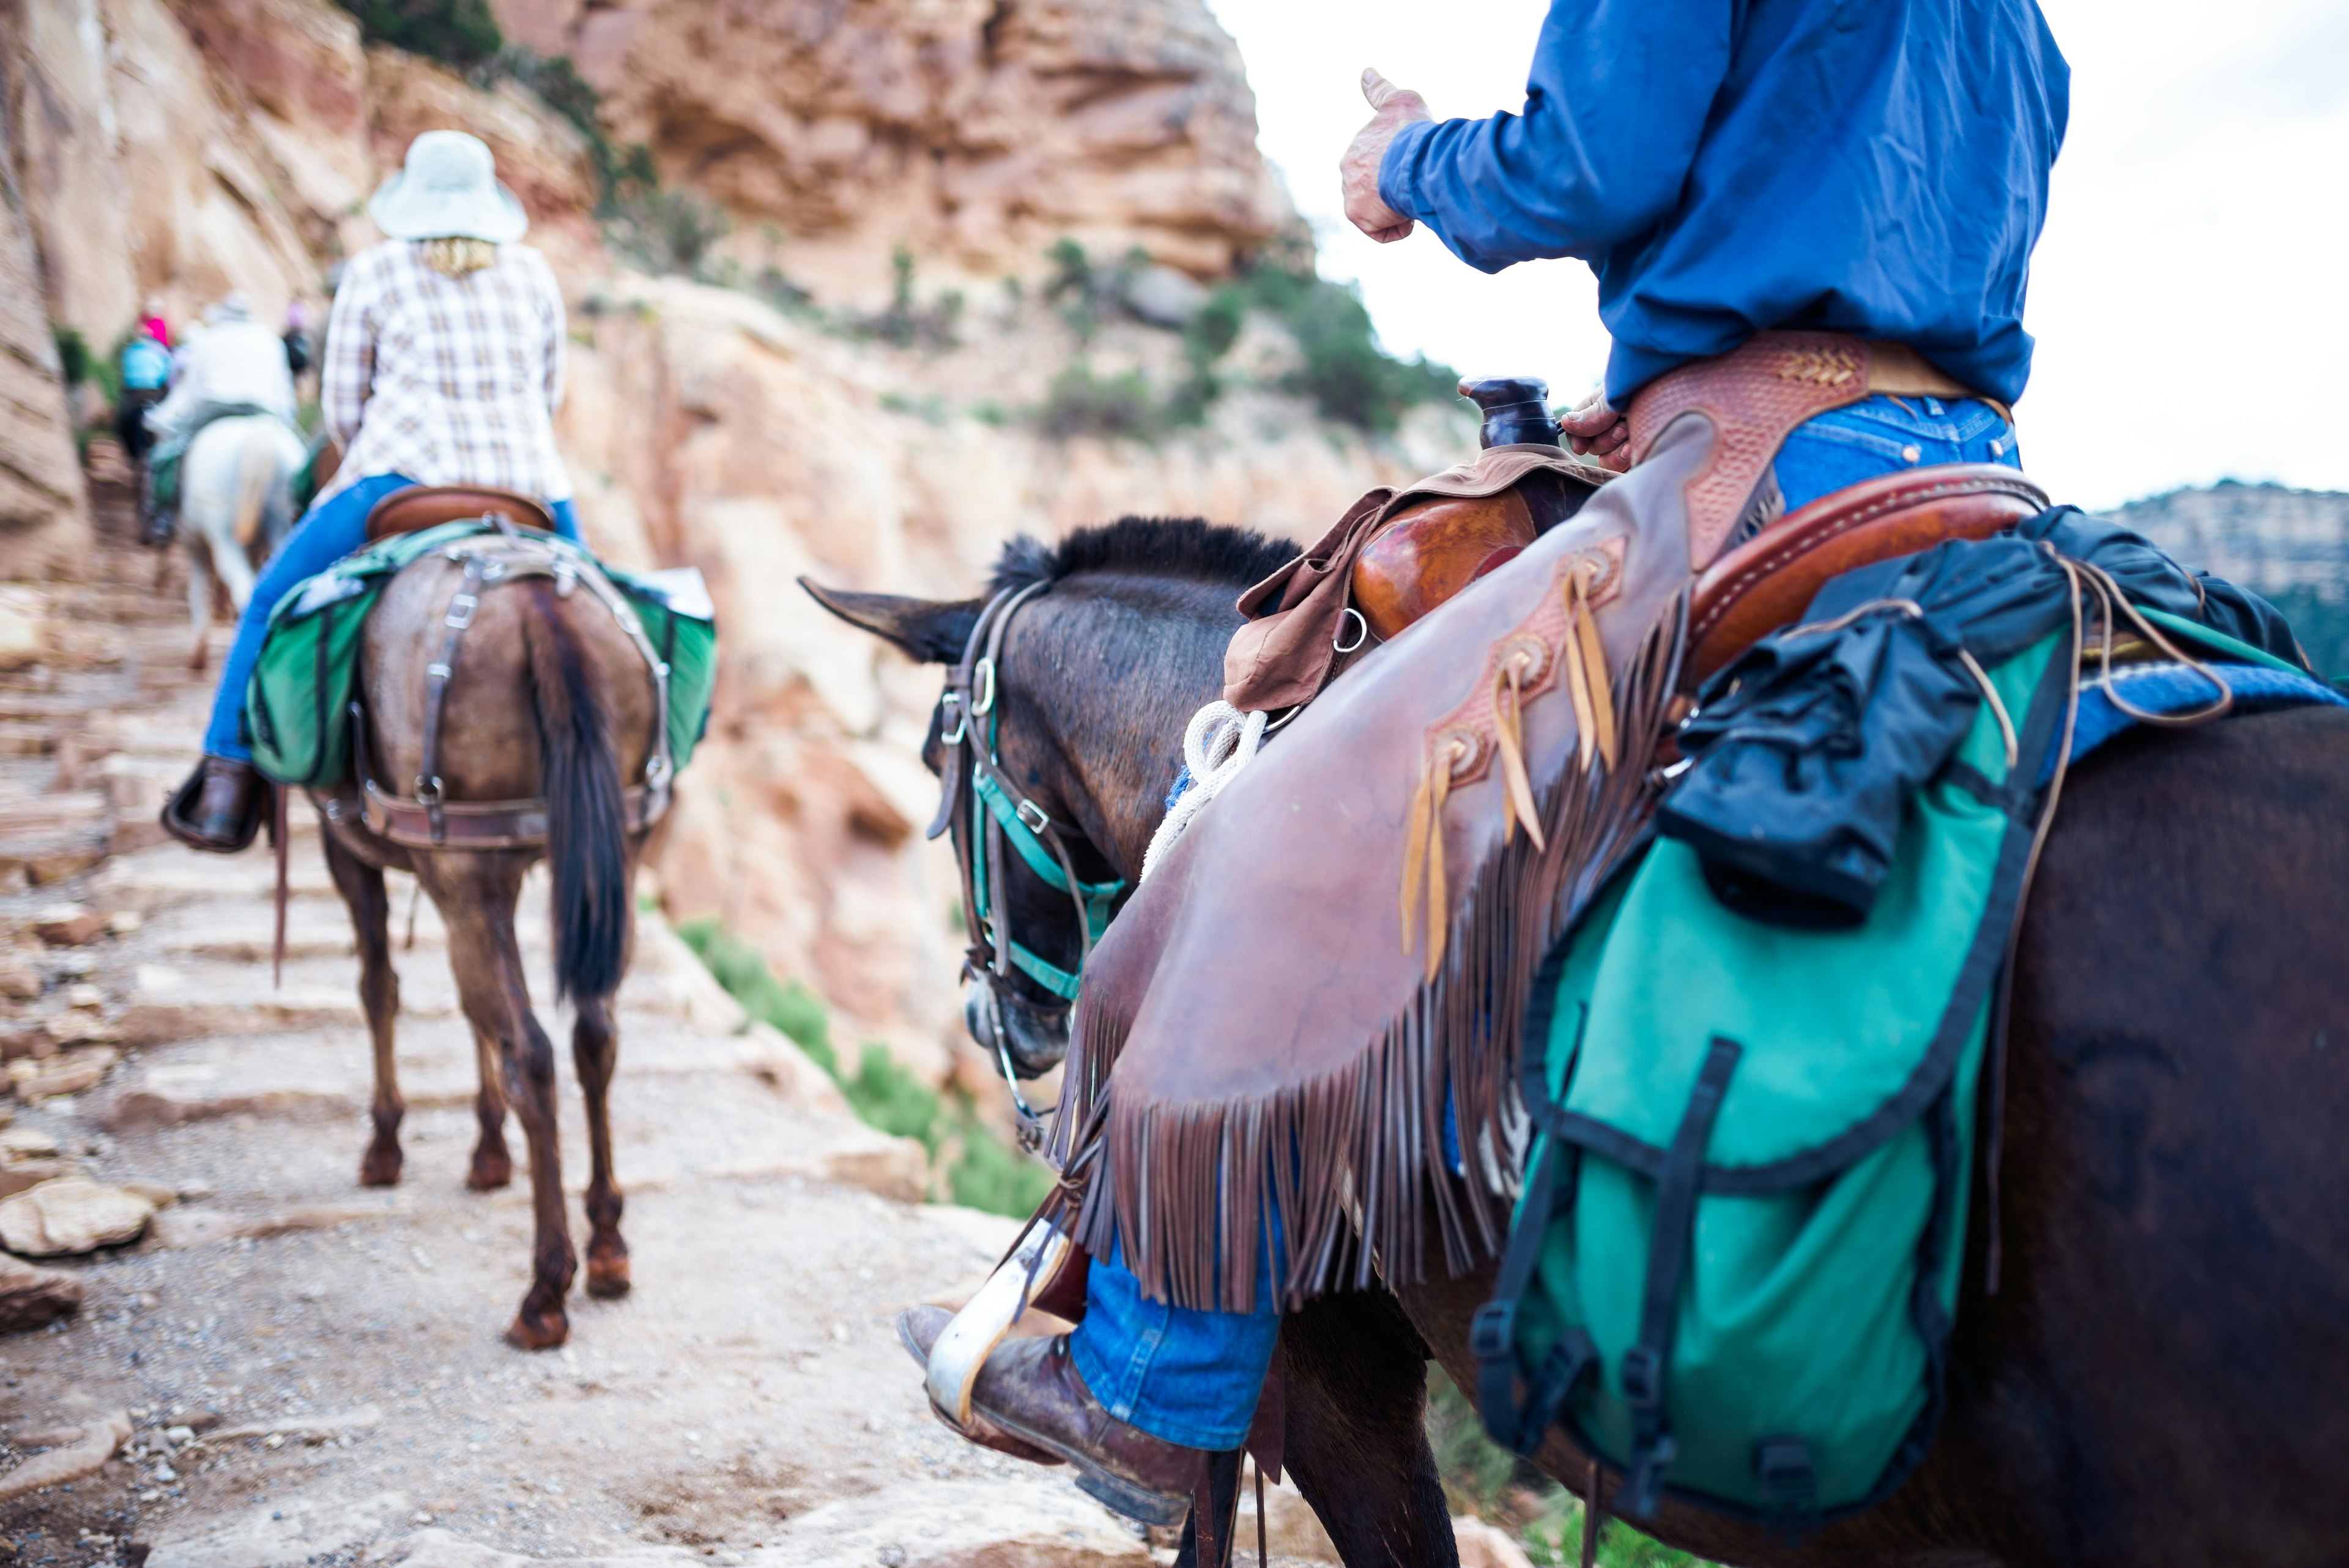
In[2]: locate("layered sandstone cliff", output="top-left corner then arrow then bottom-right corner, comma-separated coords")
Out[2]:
0,0 -> 1464,1076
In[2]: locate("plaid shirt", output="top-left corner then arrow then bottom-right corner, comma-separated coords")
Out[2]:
319,240 -> 572,503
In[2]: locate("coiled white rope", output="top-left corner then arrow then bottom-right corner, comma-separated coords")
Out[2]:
1141,699 -> 1268,882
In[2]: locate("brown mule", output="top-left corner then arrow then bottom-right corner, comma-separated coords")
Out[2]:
316,535 -> 659,1350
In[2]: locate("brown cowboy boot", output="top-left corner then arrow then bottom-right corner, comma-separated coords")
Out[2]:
897,1306 -> 1206,1525
178,758 -> 264,852
896,1306 -> 1066,1466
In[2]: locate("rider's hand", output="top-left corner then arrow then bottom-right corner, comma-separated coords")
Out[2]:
1560,392 -> 1633,473
1342,69 -> 1433,243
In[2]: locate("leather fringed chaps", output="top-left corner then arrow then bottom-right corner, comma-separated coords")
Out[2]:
1048,598 -> 1687,1313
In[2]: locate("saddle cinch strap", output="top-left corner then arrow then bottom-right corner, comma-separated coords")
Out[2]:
350,518 -> 675,850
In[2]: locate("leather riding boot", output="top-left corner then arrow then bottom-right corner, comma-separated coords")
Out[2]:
896,1306 -> 1066,1468
897,1306 -> 1207,1525
187,758 -> 262,850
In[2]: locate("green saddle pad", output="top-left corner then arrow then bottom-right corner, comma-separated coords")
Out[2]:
1476,630 -> 2068,1525
243,521 -> 716,789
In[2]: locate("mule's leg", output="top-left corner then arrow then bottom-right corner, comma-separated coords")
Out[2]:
466,1018 -> 514,1191
184,543 -> 212,672
1280,1287 -> 1459,1568
571,992 -> 629,1298
426,852 -> 575,1350
323,832 -> 404,1187
212,526 -> 258,615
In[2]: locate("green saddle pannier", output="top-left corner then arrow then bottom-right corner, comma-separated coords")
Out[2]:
243,520 -> 716,789
1475,630 -> 2068,1526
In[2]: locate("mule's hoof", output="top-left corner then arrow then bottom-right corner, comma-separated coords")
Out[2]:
358,1147 -> 404,1188
467,1150 -> 514,1192
505,1308 -> 568,1351
585,1252 -> 631,1299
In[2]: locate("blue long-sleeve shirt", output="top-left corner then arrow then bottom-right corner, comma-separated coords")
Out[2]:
1378,0 -> 2070,406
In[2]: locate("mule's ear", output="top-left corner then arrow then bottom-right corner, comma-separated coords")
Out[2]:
799,578 -> 980,665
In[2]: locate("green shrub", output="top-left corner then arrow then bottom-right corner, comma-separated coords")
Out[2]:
608,184 -> 730,278
1427,1367 -> 1713,1568
672,917 -> 836,1074
1039,362 -> 1159,441
336,0 -> 501,67
843,1043 -> 940,1146
1243,267 -> 1456,434
1185,284 -> 1245,367
51,325 -> 92,390
855,244 -> 962,352
945,1109 -> 1057,1216
670,916 -> 1059,1220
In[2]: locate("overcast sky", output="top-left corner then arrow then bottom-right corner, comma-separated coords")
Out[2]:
1208,0 -> 2349,510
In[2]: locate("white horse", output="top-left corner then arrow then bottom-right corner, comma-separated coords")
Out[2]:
178,415 -> 306,671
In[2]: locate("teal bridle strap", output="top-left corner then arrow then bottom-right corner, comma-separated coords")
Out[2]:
968,765 -> 1124,1001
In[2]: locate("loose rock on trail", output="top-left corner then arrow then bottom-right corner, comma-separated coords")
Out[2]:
0,471 -> 1208,1567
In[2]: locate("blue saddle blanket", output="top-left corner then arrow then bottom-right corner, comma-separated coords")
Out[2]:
2053,660 -> 2347,782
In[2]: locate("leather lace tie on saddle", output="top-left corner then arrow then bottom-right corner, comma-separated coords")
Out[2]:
1401,541 -> 1624,979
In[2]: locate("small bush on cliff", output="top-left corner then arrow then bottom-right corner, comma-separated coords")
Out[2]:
672,916 -> 1053,1217
1242,266 -> 1456,434
855,245 -> 963,352
1038,362 -> 1160,440
608,182 -> 730,278
674,918 -> 836,1072
51,326 -> 92,390
336,0 -> 501,68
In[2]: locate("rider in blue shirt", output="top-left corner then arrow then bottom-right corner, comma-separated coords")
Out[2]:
904,0 -> 2071,1525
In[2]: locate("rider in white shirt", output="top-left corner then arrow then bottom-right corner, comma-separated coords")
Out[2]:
145,293 -> 298,444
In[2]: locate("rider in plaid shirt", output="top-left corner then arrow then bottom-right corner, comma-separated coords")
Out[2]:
178,130 -> 584,850
317,236 -> 571,507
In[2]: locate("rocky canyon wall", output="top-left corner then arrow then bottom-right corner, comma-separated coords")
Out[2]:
1,0 -> 1470,1080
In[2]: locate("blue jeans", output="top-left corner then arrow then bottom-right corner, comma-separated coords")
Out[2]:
1773,394 -> 2019,514
1069,1230 -> 1282,1452
1066,393 -> 2025,1451
201,474 -> 581,762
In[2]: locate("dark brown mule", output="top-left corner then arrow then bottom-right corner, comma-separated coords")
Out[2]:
319,543 -> 655,1350
809,518 -> 1460,1568
826,532 -> 2349,1567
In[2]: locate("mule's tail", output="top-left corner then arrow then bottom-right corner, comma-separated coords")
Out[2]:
522,581 -> 629,1003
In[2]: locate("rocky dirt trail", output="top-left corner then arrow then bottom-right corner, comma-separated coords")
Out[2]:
0,479 -> 1178,1568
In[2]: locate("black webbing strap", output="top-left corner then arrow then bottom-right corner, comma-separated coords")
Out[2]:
416,552 -> 487,844
1473,1134 -> 1599,1457
1618,1035 -> 1743,1520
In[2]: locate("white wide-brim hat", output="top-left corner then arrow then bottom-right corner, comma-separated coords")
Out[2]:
369,130 -> 528,244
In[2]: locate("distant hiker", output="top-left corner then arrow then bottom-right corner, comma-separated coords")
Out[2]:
139,292 -> 300,546
114,325 -> 174,467
282,299 -> 313,378
138,298 -> 172,356
176,129 -> 581,850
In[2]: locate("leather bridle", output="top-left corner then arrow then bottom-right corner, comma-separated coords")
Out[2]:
930,582 -> 1125,1143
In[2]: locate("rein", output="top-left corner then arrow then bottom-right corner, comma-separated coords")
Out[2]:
932,583 -> 1126,1141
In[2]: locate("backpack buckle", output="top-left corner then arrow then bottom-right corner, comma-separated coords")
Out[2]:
1619,1345 -> 1664,1410
1468,1300 -> 1516,1360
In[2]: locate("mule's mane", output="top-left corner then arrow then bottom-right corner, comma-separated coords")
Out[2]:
988,516 -> 1299,598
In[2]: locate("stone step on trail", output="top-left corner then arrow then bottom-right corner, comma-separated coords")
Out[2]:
94,836 -> 338,914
